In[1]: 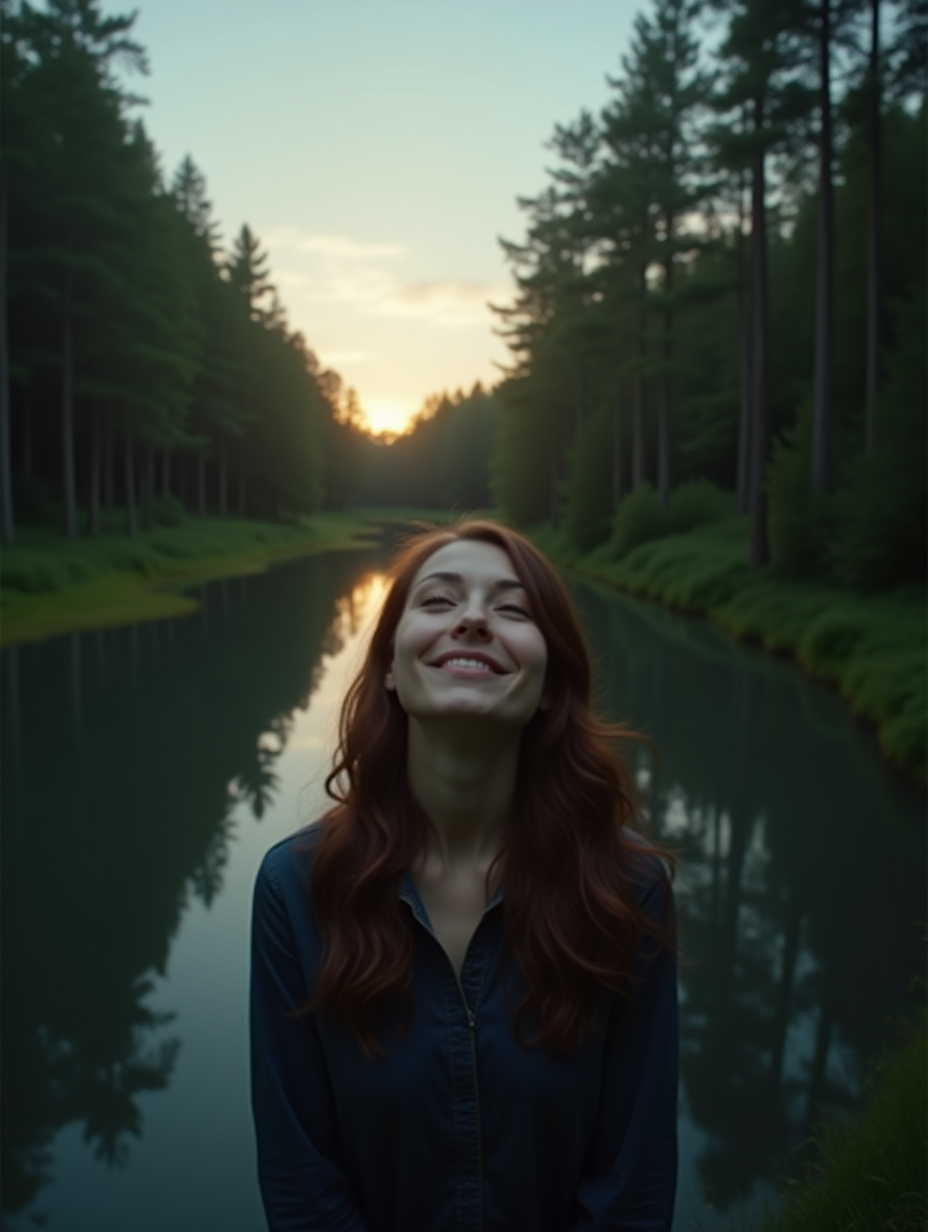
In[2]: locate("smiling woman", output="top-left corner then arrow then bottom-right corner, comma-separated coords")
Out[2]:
250,518 -> 678,1232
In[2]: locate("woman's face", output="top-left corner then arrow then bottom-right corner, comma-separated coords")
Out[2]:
385,539 -> 549,729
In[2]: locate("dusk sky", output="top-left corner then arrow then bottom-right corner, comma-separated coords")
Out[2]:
111,1 -> 641,434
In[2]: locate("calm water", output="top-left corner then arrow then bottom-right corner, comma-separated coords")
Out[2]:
2,543 -> 924,1231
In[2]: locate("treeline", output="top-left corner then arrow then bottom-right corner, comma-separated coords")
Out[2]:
490,0 -> 926,591
0,0 -> 355,542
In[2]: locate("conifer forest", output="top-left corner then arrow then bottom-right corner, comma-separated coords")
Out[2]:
2,3 -> 927,1230
2,0 -> 925,590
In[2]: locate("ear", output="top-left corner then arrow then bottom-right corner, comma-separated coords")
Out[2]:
385,666 -> 396,691
537,692 -> 551,712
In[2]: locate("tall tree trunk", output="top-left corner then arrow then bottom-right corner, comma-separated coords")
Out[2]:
238,465 -> 246,518
103,407 -> 114,507
657,304 -> 673,506
865,0 -> 882,455
197,453 -> 207,516
218,438 -> 228,516
22,384 -> 33,479
749,104 -> 770,570
657,216 -> 675,510
61,266 -> 78,538
549,437 -> 560,527
633,371 -> 646,490
162,448 -> 171,496
0,157 -> 13,543
633,277 -> 648,490
736,166 -> 752,515
144,444 -> 155,524
85,401 -> 101,536
125,433 -> 138,537
812,0 -> 834,494
612,375 -> 623,510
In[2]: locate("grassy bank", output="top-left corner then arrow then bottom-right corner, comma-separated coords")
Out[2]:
0,511 -> 379,647
532,517 -> 926,787
739,1012 -> 926,1232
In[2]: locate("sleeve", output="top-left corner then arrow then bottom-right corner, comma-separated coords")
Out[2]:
250,854 -> 372,1232
568,876 -> 679,1232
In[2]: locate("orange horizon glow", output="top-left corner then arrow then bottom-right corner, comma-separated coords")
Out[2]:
361,397 -> 419,438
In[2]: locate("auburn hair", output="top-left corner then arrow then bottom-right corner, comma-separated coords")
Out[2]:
305,518 -> 675,1057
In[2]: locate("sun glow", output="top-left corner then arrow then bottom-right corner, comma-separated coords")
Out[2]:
362,397 -> 418,437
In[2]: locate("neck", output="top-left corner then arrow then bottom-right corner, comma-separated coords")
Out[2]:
406,717 -> 520,872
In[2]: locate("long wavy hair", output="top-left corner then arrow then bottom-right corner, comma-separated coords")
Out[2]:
306,519 -> 674,1057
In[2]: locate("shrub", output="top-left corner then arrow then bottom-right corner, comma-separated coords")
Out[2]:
610,484 -> 669,559
565,403 -> 614,554
826,291 -> 927,591
798,612 -> 871,676
766,403 -> 832,580
667,479 -> 734,534
143,494 -> 186,528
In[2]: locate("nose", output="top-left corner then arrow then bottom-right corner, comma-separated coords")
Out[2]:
451,606 -> 491,641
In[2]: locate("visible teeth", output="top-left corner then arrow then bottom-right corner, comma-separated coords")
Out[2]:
443,658 -> 494,670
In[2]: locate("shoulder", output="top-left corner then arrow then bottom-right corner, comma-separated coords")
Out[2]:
622,828 -> 675,923
255,820 -> 323,898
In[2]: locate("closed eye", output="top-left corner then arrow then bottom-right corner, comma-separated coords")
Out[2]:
421,593 -> 456,608
498,602 -> 530,617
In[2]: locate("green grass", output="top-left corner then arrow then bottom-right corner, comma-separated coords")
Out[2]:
534,517 -> 927,786
746,1014 -> 927,1232
0,510 -> 380,646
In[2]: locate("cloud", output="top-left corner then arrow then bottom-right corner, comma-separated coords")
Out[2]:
263,226 -> 508,328
377,279 -> 509,325
265,227 -> 404,260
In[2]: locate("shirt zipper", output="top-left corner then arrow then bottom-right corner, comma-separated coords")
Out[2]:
451,965 -> 483,1232
401,886 -> 498,1232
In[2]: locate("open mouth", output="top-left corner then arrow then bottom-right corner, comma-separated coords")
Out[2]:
429,652 -> 508,675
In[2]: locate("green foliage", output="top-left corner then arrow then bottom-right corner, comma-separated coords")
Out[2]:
491,394 -> 552,527
142,494 -> 186,527
357,386 -> 498,512
610,483 -> 670,559
765,404 -> 829,580
744,1014 -> 927,1232
564,402 -> 614,554
571,517 -> 926,784
4,5 -> 334,540
667,478 -> 733,533
826,289 -> 928,591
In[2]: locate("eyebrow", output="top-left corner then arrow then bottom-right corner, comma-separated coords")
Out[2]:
415,571 -> 526,592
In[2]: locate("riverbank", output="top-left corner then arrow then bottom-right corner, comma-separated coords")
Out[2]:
743,1011 -> 926,1232
0,511 -> 380,647
531,517 -> 926,788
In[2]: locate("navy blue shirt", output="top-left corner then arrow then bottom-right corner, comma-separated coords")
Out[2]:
250,824 -> 678,1231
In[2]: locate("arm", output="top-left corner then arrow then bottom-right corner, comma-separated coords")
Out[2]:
250,854 -> 372,1232
569,878 -> 679,1232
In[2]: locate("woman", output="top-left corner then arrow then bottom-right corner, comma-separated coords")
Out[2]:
250,519 -> 678,1232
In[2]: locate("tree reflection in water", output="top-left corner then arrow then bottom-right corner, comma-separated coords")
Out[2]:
571,578 -> 926,1220
0,550 -> 376,1224
2,555 -> 923,1230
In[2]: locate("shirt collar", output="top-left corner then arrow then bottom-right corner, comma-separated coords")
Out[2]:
399,869 -> 504,927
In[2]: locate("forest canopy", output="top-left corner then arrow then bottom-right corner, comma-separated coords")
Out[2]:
1,0 -> 925,596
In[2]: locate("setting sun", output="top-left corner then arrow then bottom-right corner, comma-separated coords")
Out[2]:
362,397 -> 418,438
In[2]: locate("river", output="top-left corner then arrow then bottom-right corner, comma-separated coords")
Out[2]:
2,541 -> 924,1231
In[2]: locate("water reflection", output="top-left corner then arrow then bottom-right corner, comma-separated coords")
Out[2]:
0,552 -> 923,1230
0,550 -> 378,1225
570,578 -> 926,1221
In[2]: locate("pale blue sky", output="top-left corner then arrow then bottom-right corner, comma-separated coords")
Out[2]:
113,0 -> 642,432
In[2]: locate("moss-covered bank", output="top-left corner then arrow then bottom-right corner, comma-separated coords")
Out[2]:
740,1013 -> 926,1232
532,517 -> 926,787
0,512 -> 379,647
